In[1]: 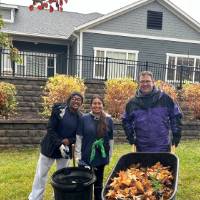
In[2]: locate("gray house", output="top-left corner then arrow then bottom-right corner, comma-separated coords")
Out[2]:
1,0 -> 200,84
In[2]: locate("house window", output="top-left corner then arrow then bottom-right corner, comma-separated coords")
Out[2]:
0,7 -> 15,23
147,10 -> 163,30
15,51 -> 56,77
94,50 -> 105,78
166,54 -> 200,83
1,49 -> 12,75
94,48 -> 138,79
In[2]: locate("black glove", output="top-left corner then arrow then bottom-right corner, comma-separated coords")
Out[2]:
127,132 -> 136,145
172,132 -> 181,147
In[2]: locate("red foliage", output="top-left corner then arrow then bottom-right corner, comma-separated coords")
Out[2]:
29,0 -> 68,12
29,5 -> 34,11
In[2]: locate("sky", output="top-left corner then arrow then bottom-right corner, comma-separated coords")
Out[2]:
1,0 -> 200,23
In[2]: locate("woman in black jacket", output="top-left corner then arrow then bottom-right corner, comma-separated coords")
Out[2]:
28,92 -> 83,200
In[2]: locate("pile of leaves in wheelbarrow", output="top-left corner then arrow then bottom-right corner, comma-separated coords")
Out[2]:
106,162 -> 174,200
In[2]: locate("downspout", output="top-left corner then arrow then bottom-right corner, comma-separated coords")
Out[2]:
72,33 -> 80,55
79,31 -> 83,79
67,44 -> 70,74
72,32 -> 82,78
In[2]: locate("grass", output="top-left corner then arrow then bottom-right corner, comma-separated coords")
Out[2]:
0,140 -> 200,200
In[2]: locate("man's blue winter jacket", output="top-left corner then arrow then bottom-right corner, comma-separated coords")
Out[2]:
122,88 -> 182,152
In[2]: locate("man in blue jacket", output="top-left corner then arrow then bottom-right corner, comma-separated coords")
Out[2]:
28,92 -> 83,200
122,71 -> 182,152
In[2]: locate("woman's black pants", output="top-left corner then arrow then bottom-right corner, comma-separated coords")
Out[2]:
94,165 -> 105,200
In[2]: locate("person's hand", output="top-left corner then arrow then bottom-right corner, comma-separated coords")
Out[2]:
78,160 -> 91,169
62,138 -> 70,145
59,144 -> 70,159
131,144 -> 136,152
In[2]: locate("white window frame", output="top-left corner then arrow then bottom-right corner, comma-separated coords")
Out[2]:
15,52 -> 56,77
166,53 -> 200,83
1,49 -> 12,74
93,47 -> 139,79
1,8 -> 16,23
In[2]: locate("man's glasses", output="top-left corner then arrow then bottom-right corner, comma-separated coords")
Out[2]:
139,80 -> 152,84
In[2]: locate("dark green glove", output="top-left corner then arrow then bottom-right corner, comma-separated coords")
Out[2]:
172,132 -> 181,147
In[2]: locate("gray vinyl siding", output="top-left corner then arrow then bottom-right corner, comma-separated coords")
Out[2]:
90,1 -> 200,41
81,32 -> 200,78
68,40 -> 78,75
0,8 -> 11,20
82,32 -> 200,62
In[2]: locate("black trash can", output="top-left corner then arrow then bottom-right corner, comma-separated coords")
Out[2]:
51,167 -> 96,200
102,152 -> 179,200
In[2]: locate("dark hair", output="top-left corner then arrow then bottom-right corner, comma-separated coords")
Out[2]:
66,91 -> 83,106
90,95 -> 107,138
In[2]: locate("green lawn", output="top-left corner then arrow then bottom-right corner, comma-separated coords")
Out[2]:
0,140 -> 200,200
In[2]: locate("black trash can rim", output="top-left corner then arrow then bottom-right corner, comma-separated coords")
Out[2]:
51,167 -> 96,191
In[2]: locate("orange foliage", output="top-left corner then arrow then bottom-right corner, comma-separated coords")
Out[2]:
41,75 -> 86,117
0,82 -> 17,118
155,80 -> 178,101
182,83 -> 200,119
104,79 -> 138,119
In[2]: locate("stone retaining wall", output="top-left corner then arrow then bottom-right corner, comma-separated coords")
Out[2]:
0,119 -> 46,148
0,119 -> 199,148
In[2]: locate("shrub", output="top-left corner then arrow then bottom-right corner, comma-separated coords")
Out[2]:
182,83 -> 200,119
0,82 -> 17,118
41,75 -> 86,117
104,78 -> 138,120
155,80 -> 178,101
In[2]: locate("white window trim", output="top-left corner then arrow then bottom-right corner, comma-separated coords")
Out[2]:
93,47 -> 139,79
2,8 -> 15,23
166,53 -> 200,83
93,49 -> 106,79
15,52 -> 56,77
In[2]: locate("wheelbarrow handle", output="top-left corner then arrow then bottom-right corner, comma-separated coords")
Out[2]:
131,144 -> 136,152
72,144 -> 76,167
171,145 -> 176,154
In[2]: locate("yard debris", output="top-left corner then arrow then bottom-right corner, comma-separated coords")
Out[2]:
106,162 -> 174,200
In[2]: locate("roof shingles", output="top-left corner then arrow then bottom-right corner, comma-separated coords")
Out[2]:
2,5 -> 103,39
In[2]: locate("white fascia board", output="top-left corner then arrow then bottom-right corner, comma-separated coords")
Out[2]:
1,30 -> 68,40
0,3 -> 18,9
158,0 -> 200,32
74,0 -> 152,31
84,29 -> 200,44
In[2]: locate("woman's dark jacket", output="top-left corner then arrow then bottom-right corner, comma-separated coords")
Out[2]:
77,113 -> 114,167
41,103 -> 82,158
122,88 -> 182,152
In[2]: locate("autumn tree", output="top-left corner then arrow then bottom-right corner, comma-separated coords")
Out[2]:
29,0 -> 68,12
0,16 -> 21,63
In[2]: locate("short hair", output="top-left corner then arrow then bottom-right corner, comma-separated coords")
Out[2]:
139,71 -> 154,80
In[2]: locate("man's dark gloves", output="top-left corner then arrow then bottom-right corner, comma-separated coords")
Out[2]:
172,132 -> 181,147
